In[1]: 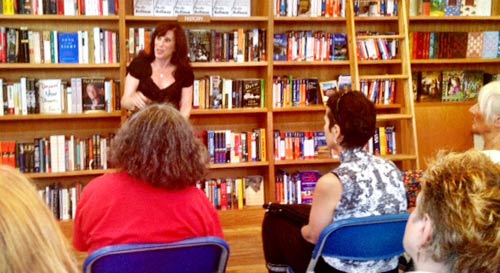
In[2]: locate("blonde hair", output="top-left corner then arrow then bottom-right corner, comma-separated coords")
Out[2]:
418,150 -> 500,273
478,81 -> 500,124
0,165 -> 79,273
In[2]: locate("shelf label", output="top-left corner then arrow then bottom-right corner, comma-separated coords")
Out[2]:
177,15 -> 211,23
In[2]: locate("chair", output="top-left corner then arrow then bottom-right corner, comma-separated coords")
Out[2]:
83,236 -> 230,273
305,213 -> 410,273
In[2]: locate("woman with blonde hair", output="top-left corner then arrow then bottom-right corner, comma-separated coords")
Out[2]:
0,165 -> 79,273
403,150 -> 500,273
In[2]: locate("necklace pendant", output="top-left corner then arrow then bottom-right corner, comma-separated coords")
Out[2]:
160,73 -> 164,78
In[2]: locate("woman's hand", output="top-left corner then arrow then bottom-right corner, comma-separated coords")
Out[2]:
130,91 -> 151,110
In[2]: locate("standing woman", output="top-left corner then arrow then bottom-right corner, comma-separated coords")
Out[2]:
122,23 -> 194,119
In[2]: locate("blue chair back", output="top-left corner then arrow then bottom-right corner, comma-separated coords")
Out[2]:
306,213 -> 409,273
83,236 -> 230,273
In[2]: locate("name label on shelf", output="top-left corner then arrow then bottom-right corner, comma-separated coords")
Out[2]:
178,16 -> 211,23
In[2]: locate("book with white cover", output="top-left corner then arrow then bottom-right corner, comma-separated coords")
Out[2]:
173,0 -> 194,15
38,79 -> 63,114
134,0 -> 154,16
153,0 -> 175,16
193,0 -> 212,15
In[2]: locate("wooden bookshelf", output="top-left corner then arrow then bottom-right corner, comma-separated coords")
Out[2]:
409,2 -> 500,168
2,1 -> 421,272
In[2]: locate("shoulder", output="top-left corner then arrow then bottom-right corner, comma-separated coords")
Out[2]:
127,55 -> 152,78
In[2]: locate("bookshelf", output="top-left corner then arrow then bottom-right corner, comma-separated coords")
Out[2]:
1,0 -> 420,218
409,2 -> 500,168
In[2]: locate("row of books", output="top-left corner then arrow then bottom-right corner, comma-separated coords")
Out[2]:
0,77 -> 120,116
127,27 -> 267,63
273,31 -> 347,62
353,0 -> 398,17
360,79 -> 396,105
409,0 -> 492,17
196,175 -> 264,210
196,128 -> 267,164
273,130 -> 326,161
412,70 -> 486,102
356,31 -> 398,61
0,27 -> 119,64
133,0 -> 251,17
275,170 -> 321,204
39,183 -> 83,221
1,0 -> 118,15
192,76 -> 264,110
411,31 -> 500,60
274,0 -> 345,17
0,134 -> 112,174
272,76 -> 321,107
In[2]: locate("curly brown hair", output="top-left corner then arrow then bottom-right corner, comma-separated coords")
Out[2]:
419,150 -> 500,273
110,103 -> 208,190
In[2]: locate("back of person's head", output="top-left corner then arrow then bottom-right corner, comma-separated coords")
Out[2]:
478,81 -> 500,124
325,91 -> 376,149
0,165 -> 78,273
110,103 -> 209,190
419,150 -> 500,272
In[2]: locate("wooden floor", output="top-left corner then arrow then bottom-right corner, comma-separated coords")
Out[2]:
60,207 -> 268,273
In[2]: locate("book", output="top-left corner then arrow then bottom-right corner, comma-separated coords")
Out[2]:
298,170 -> 320,204
241,78 -> 262,108
231,0 -> 250,16
213,0 -> 233,16
187,29 -> 211,62
173,0 -> 194,15
244,175 -> 264,206
337,75 -> 352,92
462,70 -> 484,101
192,0 -> 212,15
38,79 -> 63,114
133,0 -> 154,15
319,80 -> 338,104
57,32 -> 79,64
332,33 -> 348,60
153,0 -> 175,16
441,70 -> 465,102
82,77 -> 106,112
273,33 -> 288,61
419,71 -> 442,102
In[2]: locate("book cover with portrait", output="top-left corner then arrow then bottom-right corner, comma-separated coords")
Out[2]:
82,77 -> 106,112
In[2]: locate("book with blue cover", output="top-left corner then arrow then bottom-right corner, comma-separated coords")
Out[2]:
57,32 -> 79,64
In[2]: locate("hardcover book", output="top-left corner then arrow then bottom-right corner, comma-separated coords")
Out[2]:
192,0 -> 212,15
441,70 -> 465,102
82,77 -> 106,112
466,32 -> 483,58
482,31 -> 498,59
153,0 -> 175,16
419,71 -> 442,102
231,0 -> 250,17
38,79 -> 63,114
213,0 -> 233,16
173,0 -> 194,15
444,0 -> 461,16
133,0 -> 154,15
244,175 -> 264,206
241,78 -> 262,108
187,29 -> 211,62
462,70 -> 484,101
57,32 -> 79,64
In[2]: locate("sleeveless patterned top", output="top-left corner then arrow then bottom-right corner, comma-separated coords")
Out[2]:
323,148 -> 407,273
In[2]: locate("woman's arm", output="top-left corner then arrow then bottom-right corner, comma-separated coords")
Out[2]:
179,85 -> 193,119
301,172 -> 343,244
121,74 -> 150,111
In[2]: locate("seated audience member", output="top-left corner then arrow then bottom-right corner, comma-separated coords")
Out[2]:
403,150 -> 500,273
262,91 -> 408,273
73,103 -> 223,253
0,165 -> 79,273
469,81 -> 500,163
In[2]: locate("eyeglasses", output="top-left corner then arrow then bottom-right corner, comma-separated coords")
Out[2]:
335,91 -> 348,124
